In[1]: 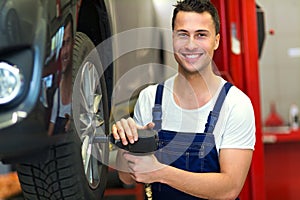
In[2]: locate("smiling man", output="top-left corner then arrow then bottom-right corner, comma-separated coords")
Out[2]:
48,16 -> 74,136
112,0 -> 256,199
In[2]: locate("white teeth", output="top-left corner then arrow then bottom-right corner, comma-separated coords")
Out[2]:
185,54 -> 198,59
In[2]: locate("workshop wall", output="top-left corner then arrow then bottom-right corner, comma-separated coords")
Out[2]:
258,0 -> 300,125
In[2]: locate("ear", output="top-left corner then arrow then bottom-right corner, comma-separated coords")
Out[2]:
214,33 -> 220,50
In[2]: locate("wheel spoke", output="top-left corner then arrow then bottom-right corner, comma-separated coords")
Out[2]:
96,114 -> 104,128
80,124 -> 92,139
93,94 -> 102,113
84,143 -> 92,175
82,136 -> 89,169
79,88 -> 89,113
80,113 -> 90,127
83,140 -> 103,186
82,65 -> 94,110
91,65 -> 100,93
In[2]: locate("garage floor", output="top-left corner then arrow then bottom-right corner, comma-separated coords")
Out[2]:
104,170 -> 138,200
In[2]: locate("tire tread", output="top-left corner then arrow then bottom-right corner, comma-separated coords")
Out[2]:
17,139 -> 83,200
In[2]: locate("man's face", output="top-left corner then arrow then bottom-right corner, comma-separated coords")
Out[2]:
61,22 -> 73,73
173,11 -> 220,74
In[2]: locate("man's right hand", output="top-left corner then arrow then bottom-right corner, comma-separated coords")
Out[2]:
111,117 -> 154,145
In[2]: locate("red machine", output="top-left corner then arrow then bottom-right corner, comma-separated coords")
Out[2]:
212,0 -> 265,199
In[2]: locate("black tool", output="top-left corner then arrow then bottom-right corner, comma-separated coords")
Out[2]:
110,129 -> 159,153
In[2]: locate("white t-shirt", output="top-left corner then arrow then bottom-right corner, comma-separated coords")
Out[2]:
133,75 -> 256,153
50,88 -> 71,123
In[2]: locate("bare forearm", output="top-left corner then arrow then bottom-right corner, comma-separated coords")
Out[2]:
116,150 -> 136,185
157,166 -> 242,200
48,122 -> 54,136
118,171 -> 135,185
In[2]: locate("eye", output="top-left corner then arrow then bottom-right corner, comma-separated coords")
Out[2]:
196,31 -> 211,39
177,32 -> 188,38
196,33 -> 207,38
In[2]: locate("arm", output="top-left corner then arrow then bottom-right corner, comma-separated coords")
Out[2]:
48,89 -> 58,136
124,148 -> 252,200
157,149 -> 252,199
116,149 -> 136,185
48,122 -> 55,136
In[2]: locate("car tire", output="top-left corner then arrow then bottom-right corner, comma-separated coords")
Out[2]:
16,32 -> 110,200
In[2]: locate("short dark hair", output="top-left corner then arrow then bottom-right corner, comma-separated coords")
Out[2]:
172,0 -> 220,35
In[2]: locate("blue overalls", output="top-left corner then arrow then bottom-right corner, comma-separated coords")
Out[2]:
150,82 -> 235,200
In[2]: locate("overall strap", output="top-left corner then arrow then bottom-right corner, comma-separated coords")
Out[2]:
204,82 -> 233,133
152,83 -> 164,131
57,88 -> 60,118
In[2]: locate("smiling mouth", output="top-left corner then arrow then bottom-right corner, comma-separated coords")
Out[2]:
181,52 -> 203,61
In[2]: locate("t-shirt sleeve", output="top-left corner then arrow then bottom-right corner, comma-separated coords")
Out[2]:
220,91 -> 256,150
133,85 -> 157,126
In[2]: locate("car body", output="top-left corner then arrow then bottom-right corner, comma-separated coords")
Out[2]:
0,0 -> 166,199
0,0 -> 79,161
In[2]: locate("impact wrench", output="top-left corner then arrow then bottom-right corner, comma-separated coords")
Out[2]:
110,129 -> 159,200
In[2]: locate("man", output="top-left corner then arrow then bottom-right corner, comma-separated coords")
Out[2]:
112,0 -> 255,199
48,16 -> 73,135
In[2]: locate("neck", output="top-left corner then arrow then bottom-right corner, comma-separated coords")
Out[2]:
173,70 -> 221,109
176,66 -> 220,91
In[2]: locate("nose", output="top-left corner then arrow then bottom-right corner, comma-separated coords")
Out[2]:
185,38 -> 198,50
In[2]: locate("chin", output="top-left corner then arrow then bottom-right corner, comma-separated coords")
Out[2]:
181,61 -> 205,73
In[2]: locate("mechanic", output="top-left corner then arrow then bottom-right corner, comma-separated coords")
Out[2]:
48,15 -> 74,135
112,0 -> 255,199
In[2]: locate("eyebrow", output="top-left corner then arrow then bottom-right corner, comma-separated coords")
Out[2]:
175,29 -> 209,33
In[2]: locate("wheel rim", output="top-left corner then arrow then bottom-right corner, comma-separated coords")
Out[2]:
73,61 -> 107,189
